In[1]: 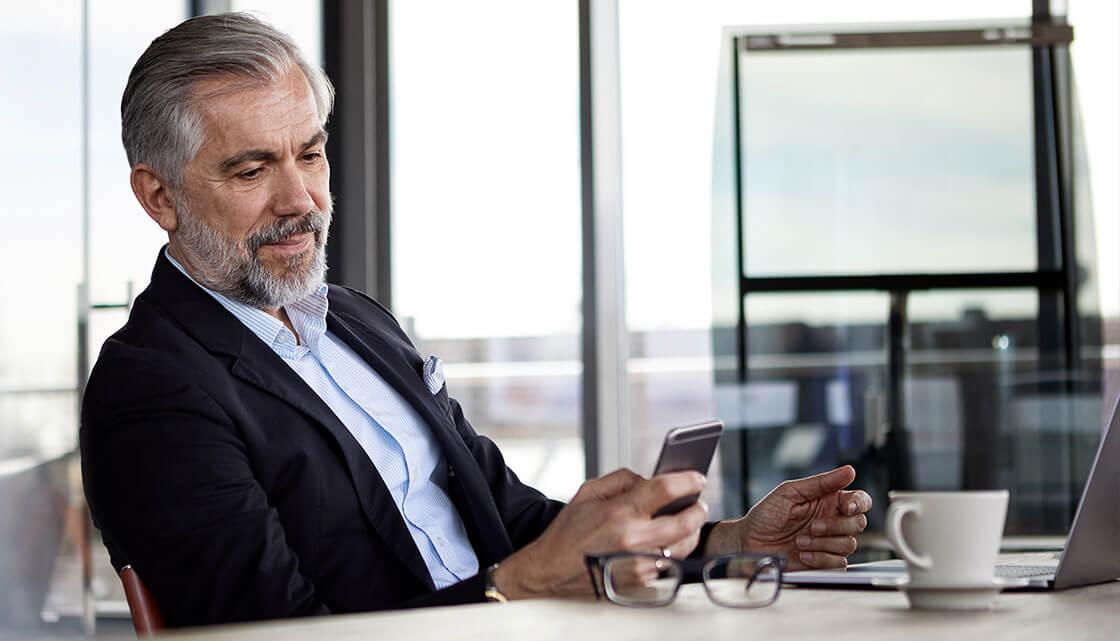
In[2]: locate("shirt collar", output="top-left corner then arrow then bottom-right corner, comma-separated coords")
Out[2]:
163,247 -> 329,358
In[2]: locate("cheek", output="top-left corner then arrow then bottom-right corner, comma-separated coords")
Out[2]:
217,197 -> 271,239
310,169 -> 331,213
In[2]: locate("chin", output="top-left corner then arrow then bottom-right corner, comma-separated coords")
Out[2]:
258,245 -> 311,272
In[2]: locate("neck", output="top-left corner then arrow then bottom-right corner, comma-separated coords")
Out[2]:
167,242 -> 302,345
167,241 -> 227,295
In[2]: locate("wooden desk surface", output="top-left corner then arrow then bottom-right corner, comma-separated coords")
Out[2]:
168,581 -> 1120,641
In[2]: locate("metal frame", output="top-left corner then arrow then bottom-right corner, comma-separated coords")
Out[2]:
580,0 -> 629,477
323,0 -> 393,304
738,23 -> 1072,51
743,271 -> 1066,294
724,11 -> 1081,501
189,0 -> 230,17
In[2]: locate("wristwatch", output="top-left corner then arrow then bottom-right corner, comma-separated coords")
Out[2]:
483,563 -> 509,603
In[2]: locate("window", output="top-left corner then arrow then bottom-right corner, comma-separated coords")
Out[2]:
390,0 -> 583,499
716,19 -> 1103,538
616,0 -> 1045,519
0,1 -> 188,630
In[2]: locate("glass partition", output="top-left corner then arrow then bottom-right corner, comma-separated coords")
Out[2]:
715,21 -> 1105,542
1,3 -> 84,634
618,1 -> 1051,520
1,2 -> 187,635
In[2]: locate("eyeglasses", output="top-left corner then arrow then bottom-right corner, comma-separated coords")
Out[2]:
584,552 -> 783,608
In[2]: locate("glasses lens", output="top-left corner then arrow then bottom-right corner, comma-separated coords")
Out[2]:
703,555 -> 781,608
603,555 -> 682,606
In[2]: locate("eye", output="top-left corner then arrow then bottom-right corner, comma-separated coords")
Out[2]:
239,167 -> 264,180
302,151 -> 323,163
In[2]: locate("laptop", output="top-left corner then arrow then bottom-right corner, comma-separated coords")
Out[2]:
785,392 -> 1120,590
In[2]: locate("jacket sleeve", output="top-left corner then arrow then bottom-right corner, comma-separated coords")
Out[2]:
442,397 -> 720,558
81,357 -> 330,627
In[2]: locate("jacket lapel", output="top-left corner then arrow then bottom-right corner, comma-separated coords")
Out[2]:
326,307 -> 513,564
228,337 -> 436,590
144,251 -> 435,590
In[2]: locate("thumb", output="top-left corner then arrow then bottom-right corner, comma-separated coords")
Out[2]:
572,468 -> 644,504
782,465 -> 855,499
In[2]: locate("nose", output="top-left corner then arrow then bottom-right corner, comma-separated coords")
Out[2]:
272,160 -> 315,217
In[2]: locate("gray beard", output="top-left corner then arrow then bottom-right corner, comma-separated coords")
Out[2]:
173,199 -> 331,309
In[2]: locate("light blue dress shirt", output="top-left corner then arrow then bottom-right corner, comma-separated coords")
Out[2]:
165,250 -> 479,588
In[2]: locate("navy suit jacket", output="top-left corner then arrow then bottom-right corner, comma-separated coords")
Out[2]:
80,251 -> 568,626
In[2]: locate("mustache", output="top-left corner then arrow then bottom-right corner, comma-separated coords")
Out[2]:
246,210 -> 327,253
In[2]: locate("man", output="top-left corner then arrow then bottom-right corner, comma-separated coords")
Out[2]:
81,14 -> 871,628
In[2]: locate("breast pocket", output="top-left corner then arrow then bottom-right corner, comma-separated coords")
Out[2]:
421,355 -> 456,421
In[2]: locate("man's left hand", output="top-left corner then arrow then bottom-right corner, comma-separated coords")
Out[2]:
705,465 -> 872,570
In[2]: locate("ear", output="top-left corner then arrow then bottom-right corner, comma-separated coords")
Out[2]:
130,164 -> 179,233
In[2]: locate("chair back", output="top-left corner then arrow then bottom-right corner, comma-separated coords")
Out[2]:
119,565 -> 164,637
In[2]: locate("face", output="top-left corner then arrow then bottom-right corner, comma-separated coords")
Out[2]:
169,68 -> 332,309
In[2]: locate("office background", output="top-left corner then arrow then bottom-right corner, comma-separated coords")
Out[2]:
1,0 -> 1117,636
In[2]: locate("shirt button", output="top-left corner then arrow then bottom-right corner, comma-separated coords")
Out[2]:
435,536 -> 446,548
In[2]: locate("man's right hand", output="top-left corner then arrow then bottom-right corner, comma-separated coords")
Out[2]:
491,469 -> 708,599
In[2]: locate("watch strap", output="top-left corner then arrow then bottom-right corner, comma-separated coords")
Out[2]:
483,563 -> 509,603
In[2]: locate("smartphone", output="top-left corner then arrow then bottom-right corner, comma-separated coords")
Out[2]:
650,419 -> 724,518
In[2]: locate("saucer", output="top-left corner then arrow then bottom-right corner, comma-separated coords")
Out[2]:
870,576 -> 1031,610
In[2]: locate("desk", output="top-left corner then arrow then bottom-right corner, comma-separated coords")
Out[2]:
171,581 -> 1120,641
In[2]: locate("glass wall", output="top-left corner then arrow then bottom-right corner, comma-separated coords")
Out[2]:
1,2 -> 83,468
618,0 -> 1118,525
1,2 -> 194,635
1067,1 -> 1120,411
390,0 -> 583,500
713,15 -> 1107,541
0,2 -> 82,616
729,292 -> 888,505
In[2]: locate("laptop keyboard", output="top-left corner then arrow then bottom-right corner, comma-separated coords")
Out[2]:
995,565 -> 1055,578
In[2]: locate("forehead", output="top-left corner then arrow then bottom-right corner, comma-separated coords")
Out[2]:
191,69 -> 321,156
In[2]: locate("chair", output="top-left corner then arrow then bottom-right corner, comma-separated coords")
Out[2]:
119,565 -> 165,637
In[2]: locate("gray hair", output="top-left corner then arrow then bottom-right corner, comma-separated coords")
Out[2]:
121,12 -> 334,188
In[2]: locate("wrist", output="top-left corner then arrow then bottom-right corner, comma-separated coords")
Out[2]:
489,552 -> 540,601
704,519 -> 745,556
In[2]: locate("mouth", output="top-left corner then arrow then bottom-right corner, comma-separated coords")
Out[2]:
260,232 -> 314,255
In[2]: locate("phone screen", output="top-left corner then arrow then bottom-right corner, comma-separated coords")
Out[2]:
651,419 -> 723,517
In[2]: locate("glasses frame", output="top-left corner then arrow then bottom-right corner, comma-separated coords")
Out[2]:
584,551 -> 784,608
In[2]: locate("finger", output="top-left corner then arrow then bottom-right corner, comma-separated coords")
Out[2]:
637,500 -> 708,552
573,468 -> 644,503
627,472 -> 706,516
810,513 -> 868,536
837,489 -> 873,515
781,465 -> 855,500
664,528 -> 702,559
795,534 -> 858,556
797,551 -> 848,570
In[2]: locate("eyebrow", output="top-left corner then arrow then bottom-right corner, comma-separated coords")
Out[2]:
216,129 -> 330,174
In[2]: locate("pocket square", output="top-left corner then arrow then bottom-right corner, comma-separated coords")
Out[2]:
423,355 -> 446,394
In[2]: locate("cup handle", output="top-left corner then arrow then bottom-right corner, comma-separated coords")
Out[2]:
886,502 -> 932,570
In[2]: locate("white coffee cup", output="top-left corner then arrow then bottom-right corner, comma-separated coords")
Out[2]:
886,490 -> 1009,588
